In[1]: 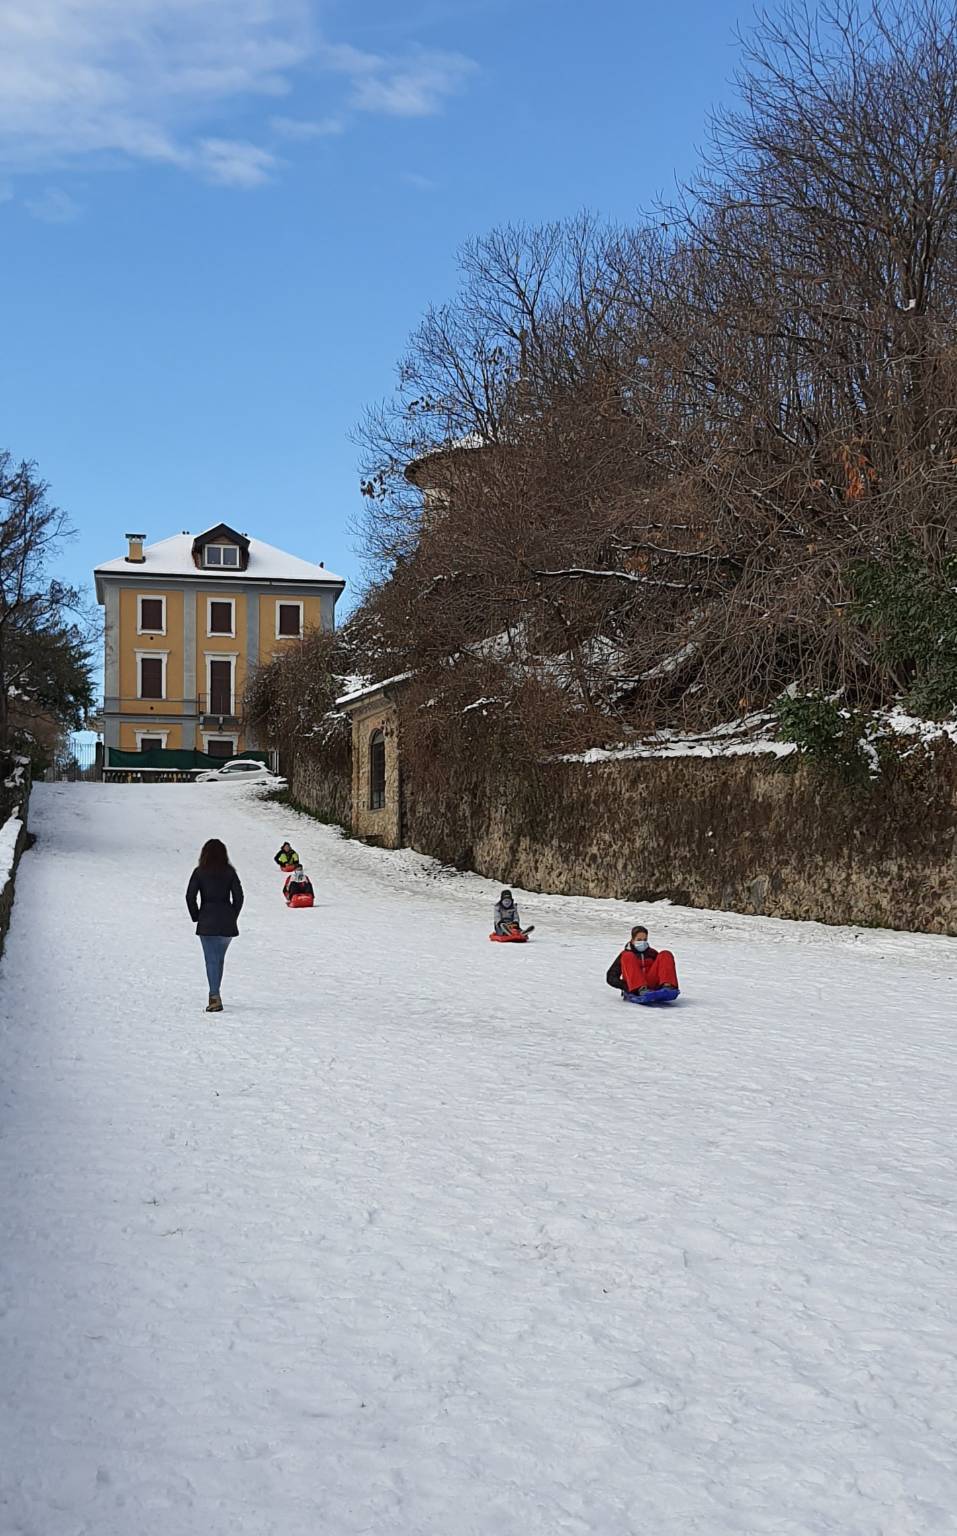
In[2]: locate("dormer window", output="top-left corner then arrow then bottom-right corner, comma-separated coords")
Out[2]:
205,544 -> 240,569
191,524 -> 250,571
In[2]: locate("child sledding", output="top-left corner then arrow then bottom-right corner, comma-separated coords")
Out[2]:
274,841 -> 300,871
606,925 -> 680,1004
283,864 -> 314,908
489,889 -> 534,943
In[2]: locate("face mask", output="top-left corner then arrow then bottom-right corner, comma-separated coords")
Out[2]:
632,939 -> 649,953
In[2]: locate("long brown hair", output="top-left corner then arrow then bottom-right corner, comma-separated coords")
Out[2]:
198,838 -> 230,871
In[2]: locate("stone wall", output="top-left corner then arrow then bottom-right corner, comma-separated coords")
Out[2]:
399,744 -> 957,935
283,711 -> 957,933
285,751 -> 352,831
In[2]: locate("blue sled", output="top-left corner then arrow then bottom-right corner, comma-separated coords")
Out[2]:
622,986 -> 680,1006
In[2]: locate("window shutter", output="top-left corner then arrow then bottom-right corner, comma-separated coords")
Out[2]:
140,657 -> 164,699
278,603 -> 301,636
209,601 -> 233,634
140,598 -> 163,631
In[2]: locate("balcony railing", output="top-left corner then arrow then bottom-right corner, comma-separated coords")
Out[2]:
99,696 -> 246,727
198,695 -> 241,727
102,697 -> 201,715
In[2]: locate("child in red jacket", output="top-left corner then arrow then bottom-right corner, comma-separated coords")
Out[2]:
606,925 -> 679,998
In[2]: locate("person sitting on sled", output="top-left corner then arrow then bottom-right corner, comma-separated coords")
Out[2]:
606,925 -> 680,999
274,840 -> 300,870
493,889 -> 522,937
283,863 -> 314,903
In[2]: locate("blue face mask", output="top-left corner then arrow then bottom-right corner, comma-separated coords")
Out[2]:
632,939 -> 649,953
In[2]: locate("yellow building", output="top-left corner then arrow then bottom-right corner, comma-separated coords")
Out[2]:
94,524 -> 345,758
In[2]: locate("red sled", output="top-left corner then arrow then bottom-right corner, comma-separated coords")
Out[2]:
489,931 -> 528,943
287,893 -> 314,908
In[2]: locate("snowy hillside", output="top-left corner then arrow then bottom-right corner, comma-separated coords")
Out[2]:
1,783 -> 956,1535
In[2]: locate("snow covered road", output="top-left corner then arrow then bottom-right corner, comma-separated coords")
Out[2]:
2,783 -> 957,1535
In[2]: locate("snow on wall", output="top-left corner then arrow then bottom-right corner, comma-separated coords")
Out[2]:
0,755 -> 31,959
0,814 -> 24,887
0,808 -> 28,961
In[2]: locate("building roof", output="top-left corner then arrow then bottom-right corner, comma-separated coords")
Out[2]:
404,432 -> 489,486
94,528 -> 345,592
335,671 -> 413,710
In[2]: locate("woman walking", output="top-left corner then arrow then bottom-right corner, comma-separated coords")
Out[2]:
186,839 -> 244,1013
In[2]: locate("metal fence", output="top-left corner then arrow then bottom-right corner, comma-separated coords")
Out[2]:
45,742 -> 101,782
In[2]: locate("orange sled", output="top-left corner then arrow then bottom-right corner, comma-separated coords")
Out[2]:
489,930 -> 528,943
287,893 -> 314,908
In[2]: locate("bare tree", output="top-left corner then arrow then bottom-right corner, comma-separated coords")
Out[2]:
350,0 -> 957,756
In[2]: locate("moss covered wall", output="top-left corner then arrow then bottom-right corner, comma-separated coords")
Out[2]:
285,753 -> 351,831
283,723 -> 957,933
400,745 -> 957,934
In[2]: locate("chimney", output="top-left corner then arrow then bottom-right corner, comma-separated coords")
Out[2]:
125,532 -> 147,564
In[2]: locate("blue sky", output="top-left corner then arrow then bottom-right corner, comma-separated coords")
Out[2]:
0,0 -> 753,619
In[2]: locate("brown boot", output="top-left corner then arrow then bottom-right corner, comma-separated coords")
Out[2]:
206,995 -> 223,1013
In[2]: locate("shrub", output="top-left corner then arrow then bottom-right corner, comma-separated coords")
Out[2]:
773,692 -> 883,786
851,541 -> 957,718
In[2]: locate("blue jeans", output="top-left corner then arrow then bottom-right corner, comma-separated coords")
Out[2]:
199,935 -> 232,997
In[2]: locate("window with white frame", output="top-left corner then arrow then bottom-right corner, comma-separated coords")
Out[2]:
137,594 -> 166,634
203,734 -> 238,758
206,655 -> 235,715
204,544 -> 241,569
135,731 -> 168,752
136,651 -> 168,700
276,600 -> 303,638
207,597 -> 235,637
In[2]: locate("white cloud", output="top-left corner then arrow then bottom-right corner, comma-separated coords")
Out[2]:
0,3 -> 476,187
26,187 -> 81,223
402,171 -> 438,192
193,138 -> 279,187
321,41 -> 476,118
0,0 -> 312,181
270,114 -> 344,140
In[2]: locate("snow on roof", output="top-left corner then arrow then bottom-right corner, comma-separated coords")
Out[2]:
404,432 -> 490,484
94,529 -> 345,586
335,672 -> 413,709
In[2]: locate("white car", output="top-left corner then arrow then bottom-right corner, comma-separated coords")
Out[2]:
194,759 -> 284,786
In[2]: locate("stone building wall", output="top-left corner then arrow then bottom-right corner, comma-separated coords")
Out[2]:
349,698 -> 401,848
